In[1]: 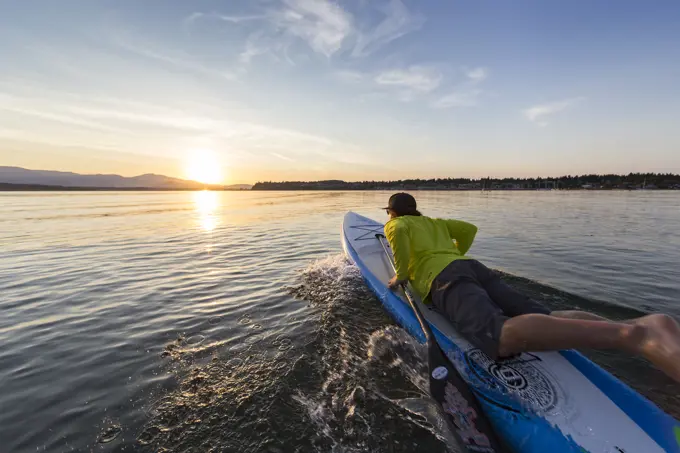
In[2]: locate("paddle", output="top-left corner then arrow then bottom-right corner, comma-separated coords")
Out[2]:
376,233 -> 507,453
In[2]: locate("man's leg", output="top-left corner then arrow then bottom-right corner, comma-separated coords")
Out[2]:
432,279 -> 509,360
467,259 -> 680,383
430,261 -> 511,360
550,310 -> 609,321
498,312 -> 680,383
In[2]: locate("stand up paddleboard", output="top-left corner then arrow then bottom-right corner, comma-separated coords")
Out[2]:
342,211 -> 680,453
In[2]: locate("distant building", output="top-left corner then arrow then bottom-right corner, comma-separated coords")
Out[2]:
457,183 -> 481,190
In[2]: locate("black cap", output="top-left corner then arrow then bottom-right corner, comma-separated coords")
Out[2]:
385,192 -> 417,214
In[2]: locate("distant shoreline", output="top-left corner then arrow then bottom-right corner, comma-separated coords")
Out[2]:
0,167 -> 251,191
250,188 -> 679,191
3,174 -> 680,192
248,187 -> 678,192
3,186 -> 678,192
252,174 -> 680,191
0,183 -> 248,191
4,168 -> 679,191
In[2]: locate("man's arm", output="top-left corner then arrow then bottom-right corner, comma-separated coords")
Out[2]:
384,219 -> 410,287
445,219 -> 478,255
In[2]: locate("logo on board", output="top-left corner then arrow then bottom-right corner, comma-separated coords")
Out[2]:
465,349 -> 559,412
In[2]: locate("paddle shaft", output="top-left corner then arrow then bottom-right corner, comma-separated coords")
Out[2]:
376,234 -> 434,343
376,233 -> 507,453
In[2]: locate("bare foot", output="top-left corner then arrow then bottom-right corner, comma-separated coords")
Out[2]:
631,314 -> 680,383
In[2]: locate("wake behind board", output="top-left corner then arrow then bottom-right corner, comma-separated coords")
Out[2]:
342,211 -> 680,453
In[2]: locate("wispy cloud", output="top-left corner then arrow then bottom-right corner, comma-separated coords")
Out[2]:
239,34 -> 269,64
0,93 -> 127,133
465,67 -> 487,82
523,97 -> 586,126
184,12 -> 265,27
110,30 -> 238,80
269,0 -> 353,57
431,89 -> 483,109
374,65 -> 442,93
429,67 -> 489,109
186,0 -> 422,61
352,0 -> 425,57
271,152 -> 295,162
336,64 -> 490,106
0,85 -> 381,169
270,0 -> 423,58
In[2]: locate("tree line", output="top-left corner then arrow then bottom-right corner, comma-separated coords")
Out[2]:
252,173 -> 680,191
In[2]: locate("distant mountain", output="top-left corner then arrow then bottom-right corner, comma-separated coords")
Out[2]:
0,167 -> 251,190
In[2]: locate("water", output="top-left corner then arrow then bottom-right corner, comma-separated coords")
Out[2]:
1,190 -> 679,452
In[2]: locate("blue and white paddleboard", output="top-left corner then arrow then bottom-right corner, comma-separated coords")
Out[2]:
342,211 -> 680,453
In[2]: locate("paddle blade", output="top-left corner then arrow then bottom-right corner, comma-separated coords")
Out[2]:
427,342 -> 507,453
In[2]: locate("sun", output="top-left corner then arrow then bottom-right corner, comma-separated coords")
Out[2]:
186,149 -> 223,184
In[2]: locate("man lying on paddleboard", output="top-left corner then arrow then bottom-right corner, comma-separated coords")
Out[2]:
383,192 -> 680,383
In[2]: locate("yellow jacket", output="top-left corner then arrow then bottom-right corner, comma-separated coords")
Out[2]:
384,215 -> 478,300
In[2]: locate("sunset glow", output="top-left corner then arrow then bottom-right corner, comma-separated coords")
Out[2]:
192,190 -> 219,232
186,150 -> 223,185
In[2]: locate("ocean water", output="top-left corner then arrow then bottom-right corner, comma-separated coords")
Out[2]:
1,190 -> 679,452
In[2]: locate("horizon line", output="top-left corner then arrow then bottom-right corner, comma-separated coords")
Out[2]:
3,166 -> 680,187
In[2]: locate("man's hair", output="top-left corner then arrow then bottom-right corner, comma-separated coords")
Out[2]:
388,193 -> 422,216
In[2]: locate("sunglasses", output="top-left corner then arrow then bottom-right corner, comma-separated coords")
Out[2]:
385,208 -> 391,215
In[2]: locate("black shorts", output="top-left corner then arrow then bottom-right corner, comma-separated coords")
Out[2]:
430,259 -> 551,360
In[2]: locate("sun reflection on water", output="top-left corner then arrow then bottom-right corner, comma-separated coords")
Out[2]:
192,190 -> 220,232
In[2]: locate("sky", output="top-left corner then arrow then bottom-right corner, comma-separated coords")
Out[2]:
1,0 -> 679,184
